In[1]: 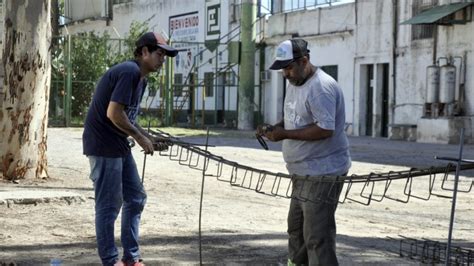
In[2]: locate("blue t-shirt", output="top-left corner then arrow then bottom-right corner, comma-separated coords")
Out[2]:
82,60 -> 146,157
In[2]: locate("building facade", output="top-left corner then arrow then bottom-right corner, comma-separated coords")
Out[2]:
263,0 -> 474,143
1,0 -> 472,142
61,0 -> 262,126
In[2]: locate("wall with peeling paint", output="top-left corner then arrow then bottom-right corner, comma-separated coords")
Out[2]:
263,3 -> 356,128
263,0 -> 473,143
0,0 -> 472,142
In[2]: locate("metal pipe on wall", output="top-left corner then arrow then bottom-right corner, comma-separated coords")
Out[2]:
391,0 -> 398,125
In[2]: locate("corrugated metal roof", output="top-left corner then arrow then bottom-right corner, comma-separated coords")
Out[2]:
401,2 -> 473,25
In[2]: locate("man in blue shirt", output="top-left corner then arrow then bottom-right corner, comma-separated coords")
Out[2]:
258,39 -> 351,265
83,32 -> 178,266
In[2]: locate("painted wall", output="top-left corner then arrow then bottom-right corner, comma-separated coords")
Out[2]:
397,0 -> 474,120
263,3 -> 356,126
264,0 -> 473,142
64,0 -> 108,21
353,0 -> 394,137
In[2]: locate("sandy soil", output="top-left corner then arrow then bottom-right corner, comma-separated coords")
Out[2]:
0,128 -> 473,265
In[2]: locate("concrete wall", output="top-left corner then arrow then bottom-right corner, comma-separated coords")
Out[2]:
263,3 -> 356,126
395,0 -> 474,143
0,0 -> 471,138
396,0 -> 474,119
353,0 -> 394,137
64,0 -> 210,36
264,0 -> 473,143
64,0 -> 108,21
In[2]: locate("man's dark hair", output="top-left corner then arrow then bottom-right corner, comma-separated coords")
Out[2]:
134,45 -> 159,57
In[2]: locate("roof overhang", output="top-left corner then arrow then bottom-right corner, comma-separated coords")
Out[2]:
401,2 -> 473,25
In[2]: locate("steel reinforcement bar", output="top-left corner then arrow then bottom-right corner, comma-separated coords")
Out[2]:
151,129 -> 474,206
390,235 -> 474,264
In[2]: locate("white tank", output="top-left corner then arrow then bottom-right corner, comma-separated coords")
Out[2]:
439,64 -> 456,103
426,65 -> 439,103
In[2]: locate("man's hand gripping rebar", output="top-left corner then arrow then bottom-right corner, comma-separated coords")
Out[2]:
255,124 -> 274,150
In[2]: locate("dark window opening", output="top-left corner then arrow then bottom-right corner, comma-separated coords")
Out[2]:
321,65 -> 338,81
412,0 -> 438,40
174,73 -> 183,97
204,72 -> 214,97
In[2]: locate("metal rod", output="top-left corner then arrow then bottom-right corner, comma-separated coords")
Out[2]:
434,156 -> 474,163
154,128 -> 474,205
141,121 -> 152,184
445,128 -> 465,266
141,153 -> 147,184
393,235 -> 473,264
198,127 -> 210,265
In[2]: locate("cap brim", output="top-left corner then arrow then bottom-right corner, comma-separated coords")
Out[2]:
157,44 -> 179,57
269,59 -> 293,70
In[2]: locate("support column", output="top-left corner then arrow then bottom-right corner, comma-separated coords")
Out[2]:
238,0 -> 256,130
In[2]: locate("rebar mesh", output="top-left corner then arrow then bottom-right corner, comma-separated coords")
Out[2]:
391,236 -> 474,264
151,129 -> 474,206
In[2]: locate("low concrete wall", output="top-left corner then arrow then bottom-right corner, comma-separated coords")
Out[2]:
389,124 -> 417,142
416,117 -> 473,144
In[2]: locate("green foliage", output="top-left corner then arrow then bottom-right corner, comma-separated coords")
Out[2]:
111,21 -> 163,96
50,20 -> 165,126
110,20 -> 149,65
70,32 -> 113,118
137,115 -> 162,128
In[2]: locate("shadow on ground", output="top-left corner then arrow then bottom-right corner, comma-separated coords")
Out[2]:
3,233 -> 469,265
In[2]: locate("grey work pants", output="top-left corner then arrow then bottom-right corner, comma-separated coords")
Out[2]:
287,178 -> 345,266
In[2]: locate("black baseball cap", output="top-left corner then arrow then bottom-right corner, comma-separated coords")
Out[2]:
269,39 -> 310,70
135,32 -> 179,57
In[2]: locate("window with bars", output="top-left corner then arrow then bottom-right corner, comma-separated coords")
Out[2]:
411,0 -> 438,40
112,0 -> 132,4
276,0 -> 346,14
321,65 -> 338,81
204,72 -> 214,97
174,73 -> 183,97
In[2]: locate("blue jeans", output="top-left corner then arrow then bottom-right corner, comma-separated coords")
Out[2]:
88,153 -> 147,266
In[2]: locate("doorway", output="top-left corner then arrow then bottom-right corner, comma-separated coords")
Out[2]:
361,63 -> 390,137
365,65 -> 374,136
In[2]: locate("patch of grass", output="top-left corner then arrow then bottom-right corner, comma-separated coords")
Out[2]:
137,116 -> 162,128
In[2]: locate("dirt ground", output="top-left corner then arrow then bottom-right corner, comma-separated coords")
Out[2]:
0,127 -> 473,265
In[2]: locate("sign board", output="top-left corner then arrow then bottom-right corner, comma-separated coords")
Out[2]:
205,0 -> 221,52
169,12 -> 200,76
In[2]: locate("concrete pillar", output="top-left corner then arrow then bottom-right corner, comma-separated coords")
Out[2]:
238,0 -> 256,130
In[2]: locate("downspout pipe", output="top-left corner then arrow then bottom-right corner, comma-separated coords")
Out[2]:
391,0 -> 398,125
432,25 -> 438,65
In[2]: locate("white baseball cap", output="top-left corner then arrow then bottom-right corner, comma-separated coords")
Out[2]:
270,39 -> 310,70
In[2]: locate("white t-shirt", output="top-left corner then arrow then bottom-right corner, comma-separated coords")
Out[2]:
282,68 -> 351,176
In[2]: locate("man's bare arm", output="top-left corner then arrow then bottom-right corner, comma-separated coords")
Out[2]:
265,123 -> 333,142
107,101 -> 154,154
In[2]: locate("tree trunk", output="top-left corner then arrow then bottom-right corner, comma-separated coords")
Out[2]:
51,0 -> 59,38
0,0 -> 52,180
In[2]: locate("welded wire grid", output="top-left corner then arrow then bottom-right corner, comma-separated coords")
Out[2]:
152,129 -> 474,206
390,236 -> 474,265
